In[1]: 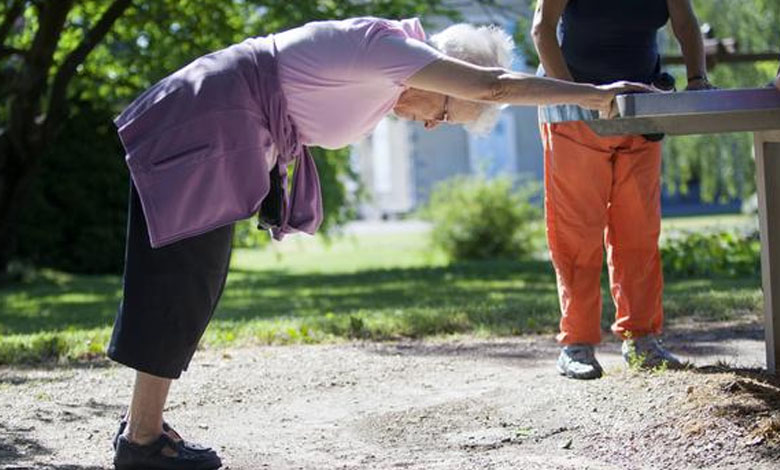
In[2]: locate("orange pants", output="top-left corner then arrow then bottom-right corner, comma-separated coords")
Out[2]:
541,121 -> 664,345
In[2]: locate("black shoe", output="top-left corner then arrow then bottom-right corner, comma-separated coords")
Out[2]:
114,419 -> 213,453
114,433 -> 222,470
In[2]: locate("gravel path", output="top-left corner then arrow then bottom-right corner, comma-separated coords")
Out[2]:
1,321 -> 778,470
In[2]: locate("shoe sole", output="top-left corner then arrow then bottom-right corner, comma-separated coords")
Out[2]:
556,363 -> 603,380
115,463 -> 222,470
115,457 -> 222,470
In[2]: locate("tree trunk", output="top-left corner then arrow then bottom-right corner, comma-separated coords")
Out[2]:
0,134 -> 33,282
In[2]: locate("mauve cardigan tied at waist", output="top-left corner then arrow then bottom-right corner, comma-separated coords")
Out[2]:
114,35 -> 323,248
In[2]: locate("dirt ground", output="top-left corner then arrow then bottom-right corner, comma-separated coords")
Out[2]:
1,320 -> 779,470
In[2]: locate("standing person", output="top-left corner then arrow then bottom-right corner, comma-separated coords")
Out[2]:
108,16 -> 649,469
531,0 -> 713,380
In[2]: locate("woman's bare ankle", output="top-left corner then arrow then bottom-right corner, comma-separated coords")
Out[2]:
124,419 -> 163,446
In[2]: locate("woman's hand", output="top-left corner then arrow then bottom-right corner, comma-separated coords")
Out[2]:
775,73 -> 780,91
591,81 -> 656,119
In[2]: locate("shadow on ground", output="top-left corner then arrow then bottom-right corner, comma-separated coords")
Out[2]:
365,321 -> 768,365
0,422 -> 51,467
366,338 -> 556,362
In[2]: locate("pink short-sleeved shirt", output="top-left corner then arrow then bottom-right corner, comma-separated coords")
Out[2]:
275,17 -> 445,149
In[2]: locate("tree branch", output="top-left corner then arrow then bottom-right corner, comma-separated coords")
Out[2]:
0,45 -> 23,59
8,0 -> 72,156
0,0 -> 24,46
45,0 -> 133,139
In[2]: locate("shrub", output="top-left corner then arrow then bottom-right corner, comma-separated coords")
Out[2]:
15,101 -> 128,274
660,229 -> 761,278
233,219 -> 271,249
423,175 -> 543,261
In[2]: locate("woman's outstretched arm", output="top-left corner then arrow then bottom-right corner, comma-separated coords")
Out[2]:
405,56 -> 651,118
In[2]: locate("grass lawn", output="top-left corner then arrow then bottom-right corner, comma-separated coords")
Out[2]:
0,215 -> 762,364
660,213 -> 759,236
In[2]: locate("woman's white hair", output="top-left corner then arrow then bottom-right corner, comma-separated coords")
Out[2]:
429,23 -> 515,135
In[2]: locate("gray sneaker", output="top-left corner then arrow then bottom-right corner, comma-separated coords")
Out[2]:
622,335 -> 683,369
557,344 -> 603,380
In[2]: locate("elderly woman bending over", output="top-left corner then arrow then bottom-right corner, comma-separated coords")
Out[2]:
108,16 -> 646,470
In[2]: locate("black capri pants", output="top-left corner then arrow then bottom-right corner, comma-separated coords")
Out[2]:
107,184 -> 234,379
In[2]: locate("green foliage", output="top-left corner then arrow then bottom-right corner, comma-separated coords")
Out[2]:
660,230 -> 761,279
70,1 -> 458,109
513,11 -> 539,68
423,176 -> 543,261
0,333 -> 67,365
663,132 -> 754,203
232,220 -> 269,249
660,0 -> 780,202
0,329 -> 110,365
0,0 -> 459,120
14,101 -> 129,274
312,147 -> 362,234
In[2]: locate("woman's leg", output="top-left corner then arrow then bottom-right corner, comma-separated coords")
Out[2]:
124,372 -> 171,444
108,183 -> 233,468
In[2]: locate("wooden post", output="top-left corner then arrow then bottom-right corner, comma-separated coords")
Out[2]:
754,129 -> 780,374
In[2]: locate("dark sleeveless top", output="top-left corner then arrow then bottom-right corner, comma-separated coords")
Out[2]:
560,0 -> 669,84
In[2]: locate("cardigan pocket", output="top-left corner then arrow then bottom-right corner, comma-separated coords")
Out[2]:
128,110 -> 266,174
151,143 -> 211,170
